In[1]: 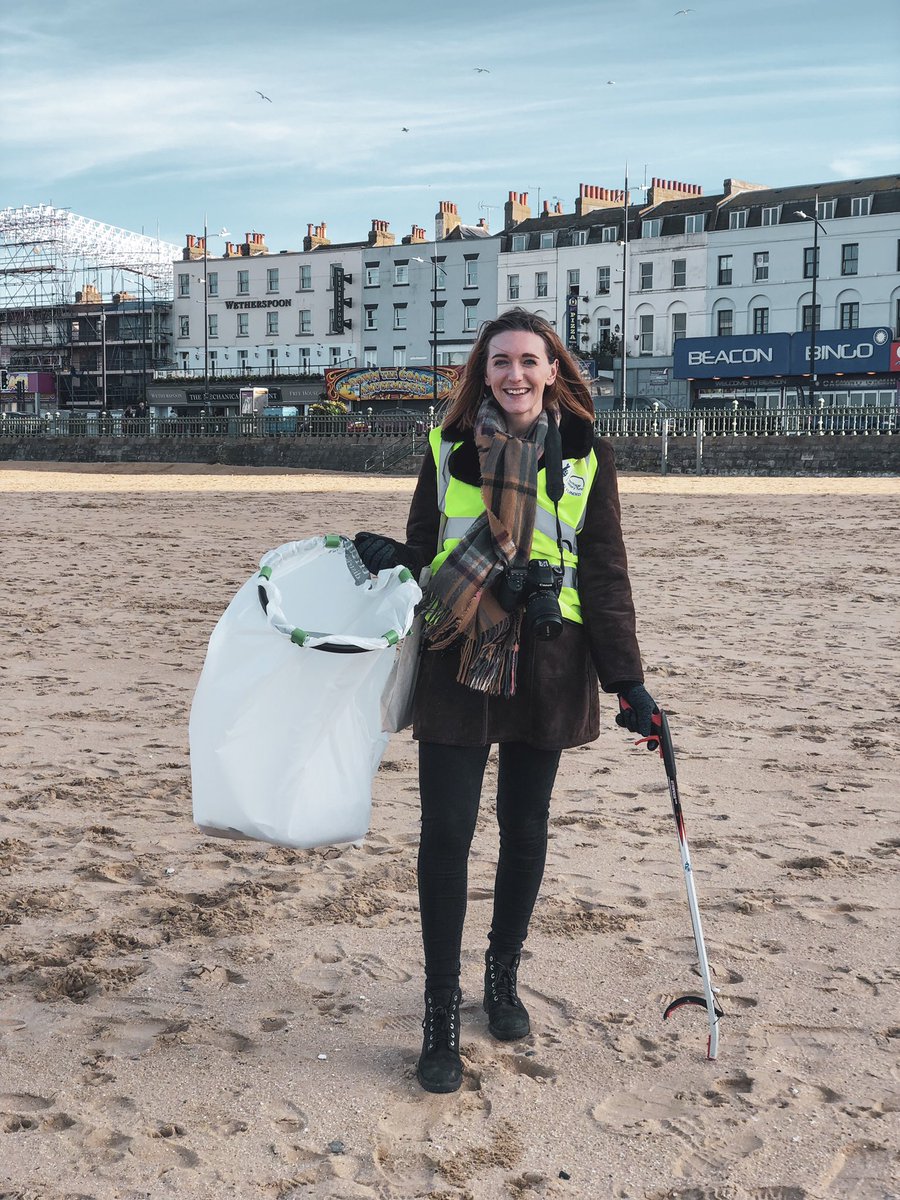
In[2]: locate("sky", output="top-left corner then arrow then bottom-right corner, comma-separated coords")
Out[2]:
1,0 -> 898,254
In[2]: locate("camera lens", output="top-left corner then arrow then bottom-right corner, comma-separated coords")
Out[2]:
526,592 -> 563,641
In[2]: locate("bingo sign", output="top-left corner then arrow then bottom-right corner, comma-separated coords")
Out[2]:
892,341 -> 900,373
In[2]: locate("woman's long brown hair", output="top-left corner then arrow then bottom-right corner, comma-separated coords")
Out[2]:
440,307 -> 595,431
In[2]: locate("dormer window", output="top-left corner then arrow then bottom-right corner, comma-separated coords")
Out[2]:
642,218 -> 662,238
850,195 -> 872,217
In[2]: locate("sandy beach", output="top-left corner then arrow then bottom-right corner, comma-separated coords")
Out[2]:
1,461 -> 898,1200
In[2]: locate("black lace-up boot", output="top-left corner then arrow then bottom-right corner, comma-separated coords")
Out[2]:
416,987 -> 463,1093
483,951 -> 530,1041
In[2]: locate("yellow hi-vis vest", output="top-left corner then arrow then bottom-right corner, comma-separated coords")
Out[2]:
428,425 -> 598,625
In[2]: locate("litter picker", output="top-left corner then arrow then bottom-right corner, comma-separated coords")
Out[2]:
621,701 -> 723,1059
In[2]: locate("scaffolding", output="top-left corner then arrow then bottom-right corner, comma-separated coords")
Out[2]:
0,204 -> 179,374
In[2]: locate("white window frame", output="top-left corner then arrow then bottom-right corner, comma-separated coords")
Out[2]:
465,258 -> 478,287
237,270 -> 249,295
266,268 -> 279,293
299,309 -> 312,335
511,234 -> 527,252
267,347 -> 278,365
463,303 -> 479,332
237,348 -> 249,365
178,315 -> 189,337
364,306 -> 377,331
539,232 -> 554,249
237,313 -> 249,336
850,195 -> 872,217
596,266 -> 610,294
672,258 -> 686,288
572,229 -> 588,246
267,310 -> 279,336
394,262 -> 409,285
507,274 -> 520,300
601,226 -> 617,243
434,303 -> 446,334
752,306 -> 769,335
672,311 -> 686,350
299,347 -> 311,368
393,346 -> 406,367
761,205 -> 781,227
753,251 -> 769,282
299,264 -> 312,290
638,314 -> 654,354
639,262 -> 653,291
208,313 -> 217,337
685,213 -> 705,234
641,218 -> 662,238
535,271 -> 548,298
207,271 -> 218,296
817,199 -> 836,220
393,303 -> 407,330
363,348 -> 377,368
567,268 -> 580,291
729,209 -> 749,230
178,273 -> 190,297
364,264 -> 380,287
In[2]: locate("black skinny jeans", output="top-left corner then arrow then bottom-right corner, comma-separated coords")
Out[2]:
417,740 -> 562,994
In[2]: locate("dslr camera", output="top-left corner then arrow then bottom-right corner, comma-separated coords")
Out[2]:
494,559 -> 564,641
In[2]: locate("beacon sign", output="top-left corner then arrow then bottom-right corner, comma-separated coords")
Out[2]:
674,328 -> 894,378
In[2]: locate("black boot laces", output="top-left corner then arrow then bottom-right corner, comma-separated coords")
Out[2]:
423,995 -> 458,1051
488,958 -> 522,1007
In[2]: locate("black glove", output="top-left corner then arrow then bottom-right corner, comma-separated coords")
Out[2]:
614,682 -> 659,747
354,531 -> 402,574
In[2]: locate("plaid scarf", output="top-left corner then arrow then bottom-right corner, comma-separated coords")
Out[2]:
421,396 -> 548,697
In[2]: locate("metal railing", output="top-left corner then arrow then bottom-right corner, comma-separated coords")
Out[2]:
1,405 -> 896,443
595,404 -> 897,438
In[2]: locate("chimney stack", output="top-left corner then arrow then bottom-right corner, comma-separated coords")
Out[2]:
183,233 -> 207,261
244,231 -> 268,255
574,185 -> 627,218
402,225 -> 428,244
645,178 -> 704,205
721,178 -> 767,198
435,201 -> 461,241
504,191 -> 531,230
368,218 -> 396,247
303,222 -> 331,251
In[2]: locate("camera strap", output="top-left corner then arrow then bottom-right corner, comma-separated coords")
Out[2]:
542,415 -> 567,576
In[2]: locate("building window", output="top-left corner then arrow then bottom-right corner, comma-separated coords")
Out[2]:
364,306 -> 377,331
535,271 -> 548,298
752,306 -> 769,335
839,302 -> 859,330
330,346 -> 342,366
572,229 -> 588,246
511,234 -> 527,252
209,350 -> 218,367
433,303 -> 446,334
207,271 -> 218,296
179,351 -> 189,370
434,259 -> 447,291
299,309 -> 312,335
364,263 -> 380,287
841,243 -> 859,275
237,270 -> 249,295
394,261 -> 408,285
208,313 -> 217,337
639,262 -> 653,290
685,213 -> 705,234
596,266 -> 610,294
463,301 -> 479,332
761,206 -> 781,227
672,311 -> 686,350
729,209 -> 749,230
507,274 -> 520,300
299,265 -> 312,290
803,246 -> 820,279
567,268 -> 580,291
638,314 -> 654,354
597,315 -> 611,342
850,195 -> 871,217
267,268 -> 279,293
753,251 -> 769,282
718,255 -> 733,286
393,304 -> 407,330
672,258 -> 686,288
178,273 -> 190,297
393,347 -> 406,367
363,347 -> 377,368
539,232 -> 554,249
601,225 -> 617,243
267,311 -> 279,336
267,348 -> 278,367
237,313 -> 249,336
465,258 -> 478,287
642,218 -> 661,238
717,309 -> 734,337
238,348 -> 248,366
299,347 -> 311,369
178,315 -> 189,337
802,304 -> 821,332
817,199 -> 836,220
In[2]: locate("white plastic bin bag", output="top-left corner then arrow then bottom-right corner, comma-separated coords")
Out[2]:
190,535 -> 421,849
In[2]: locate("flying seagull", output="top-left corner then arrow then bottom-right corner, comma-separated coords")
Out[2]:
606,79 -> 615,84
401,126 -> 410,132
256,90 -> 272,101
473,67 -> 490,73
674,8 -> 693,14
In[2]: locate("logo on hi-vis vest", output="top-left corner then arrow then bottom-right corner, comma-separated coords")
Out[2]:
562,462 -> 585,496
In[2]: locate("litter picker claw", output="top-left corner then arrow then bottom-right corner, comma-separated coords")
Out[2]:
621,700 -> 723,1059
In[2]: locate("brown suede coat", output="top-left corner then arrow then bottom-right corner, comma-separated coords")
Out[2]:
403,410 -> 644,749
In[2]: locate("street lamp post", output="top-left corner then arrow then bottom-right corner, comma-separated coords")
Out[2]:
794,195 -> 828,407
414,249 -> 441,405
619,170 -> 630,413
